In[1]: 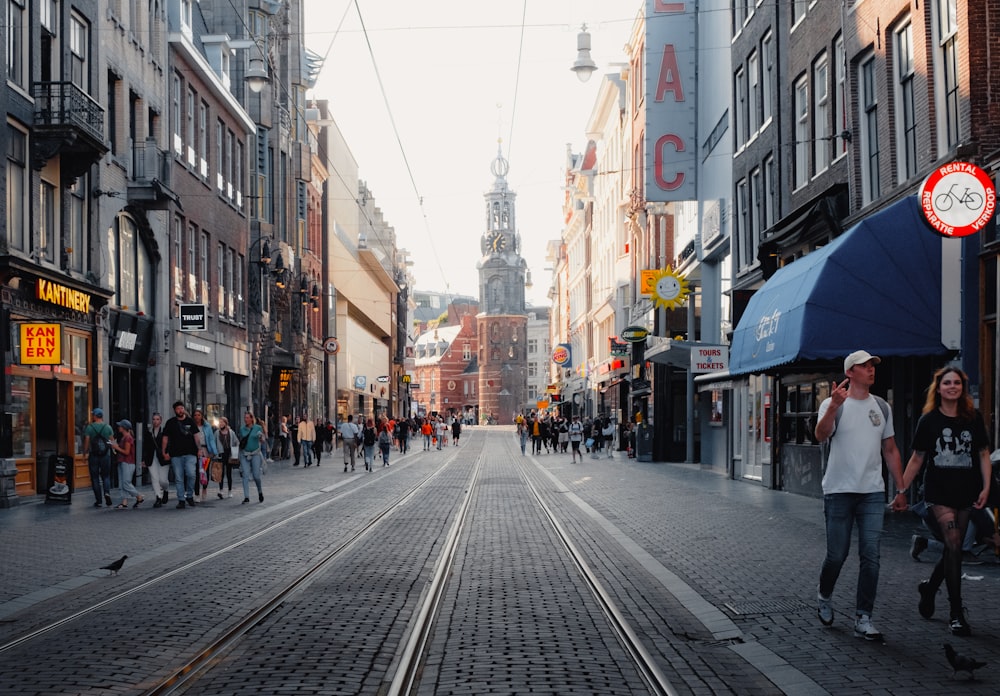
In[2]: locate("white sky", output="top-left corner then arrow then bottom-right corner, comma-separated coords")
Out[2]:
301,1 -> 638,307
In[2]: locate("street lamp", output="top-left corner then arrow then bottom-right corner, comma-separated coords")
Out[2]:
570,24 -> 598,83
229,39 -> 270,93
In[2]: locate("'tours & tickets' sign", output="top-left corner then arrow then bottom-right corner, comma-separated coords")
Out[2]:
919,161 -> 996,238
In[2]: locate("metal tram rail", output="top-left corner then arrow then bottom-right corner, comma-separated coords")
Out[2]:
0,431 -> 681,695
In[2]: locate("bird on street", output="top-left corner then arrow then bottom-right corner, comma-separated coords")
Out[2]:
99,555 -> 128,576
944,642 -> 987,680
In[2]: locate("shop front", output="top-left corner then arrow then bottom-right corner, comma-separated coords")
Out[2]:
1,264 -> 111,499
728,196 -> 953,496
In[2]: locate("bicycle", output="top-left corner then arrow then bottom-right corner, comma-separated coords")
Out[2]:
935,182 -> 983,212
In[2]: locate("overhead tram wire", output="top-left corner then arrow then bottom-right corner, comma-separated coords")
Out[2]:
352,0 -> 454,298
504,0 -> 528,165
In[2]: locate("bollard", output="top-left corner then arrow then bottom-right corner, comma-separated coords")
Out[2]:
0,458 -> 20,508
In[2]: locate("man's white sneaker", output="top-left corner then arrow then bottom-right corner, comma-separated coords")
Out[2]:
853,614 -> 883,641
817,590 -> 834,626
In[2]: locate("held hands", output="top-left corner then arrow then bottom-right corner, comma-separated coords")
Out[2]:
890,492 -> 909,512
974,489 -> 989,510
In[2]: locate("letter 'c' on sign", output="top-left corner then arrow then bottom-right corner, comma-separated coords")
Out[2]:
654,134 -> 685,191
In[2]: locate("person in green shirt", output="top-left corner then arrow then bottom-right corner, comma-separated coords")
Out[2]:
83,408 -> 114,508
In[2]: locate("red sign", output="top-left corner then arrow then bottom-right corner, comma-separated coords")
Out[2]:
919,161 -> 996,238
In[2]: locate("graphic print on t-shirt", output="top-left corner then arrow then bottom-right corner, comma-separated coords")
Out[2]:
934,426 -> 974,469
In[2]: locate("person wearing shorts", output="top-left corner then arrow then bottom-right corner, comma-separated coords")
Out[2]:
568,415 -> 584,463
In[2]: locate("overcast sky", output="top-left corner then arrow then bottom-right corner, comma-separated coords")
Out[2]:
301,1 -> 638,307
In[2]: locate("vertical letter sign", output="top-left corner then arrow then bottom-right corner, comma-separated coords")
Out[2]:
645,0 -> 696,202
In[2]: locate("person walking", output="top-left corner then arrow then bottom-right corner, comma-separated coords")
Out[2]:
517,415 -> 529,455
312,418 -> 325,466
568,415 -> 584,463
191,409 -> 218,502
143,413 -> 170,507
237,412 -> 265,504
339,414 -> 361,471
297,415 -> 316,468
110,420 -> 142,509
897,367 -> 992,636
277,416 -> 291,460
420,418 -> 433,451
378,425 -> 392,466
361,417 -> 378,471
451,417 -> 462,446
83,408 -> 114,508
161,401 -> 199,509
214,417 -> 238,499
814,350 -> 905,641
602,418 -> 616,459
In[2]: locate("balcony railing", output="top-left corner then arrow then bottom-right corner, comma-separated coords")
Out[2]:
131,139 -> 171,183
33,81 -> 104,145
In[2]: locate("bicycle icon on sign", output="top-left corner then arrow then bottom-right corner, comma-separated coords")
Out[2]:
935,183 -> 984,212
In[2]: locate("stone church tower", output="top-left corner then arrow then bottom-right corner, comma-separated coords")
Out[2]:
476,144 -> 528,423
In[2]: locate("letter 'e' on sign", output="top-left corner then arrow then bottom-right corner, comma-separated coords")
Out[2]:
20,323 -> 62,364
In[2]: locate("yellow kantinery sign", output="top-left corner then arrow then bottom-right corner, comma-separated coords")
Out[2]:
20,323 -> 62,364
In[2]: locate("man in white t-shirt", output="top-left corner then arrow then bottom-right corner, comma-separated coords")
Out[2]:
813,349 -> 905,642
338,415 -> 360,472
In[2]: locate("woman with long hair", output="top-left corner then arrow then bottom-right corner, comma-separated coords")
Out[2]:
898,367 -> 992,636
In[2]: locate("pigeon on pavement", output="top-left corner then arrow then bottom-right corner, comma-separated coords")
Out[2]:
99,555 -> 128,576
944,642 -> 987,680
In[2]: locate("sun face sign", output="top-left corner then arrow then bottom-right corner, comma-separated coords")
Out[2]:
649,267 -> 689,310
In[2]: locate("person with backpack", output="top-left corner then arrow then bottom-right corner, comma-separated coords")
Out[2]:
361,417 -> 378,471
338,414 -> 361,472
813,350 -> 905,642
378,424 -> 392,466
83,408 -> 114,508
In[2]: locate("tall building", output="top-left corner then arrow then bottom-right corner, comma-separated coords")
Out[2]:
476,146 -> 528,422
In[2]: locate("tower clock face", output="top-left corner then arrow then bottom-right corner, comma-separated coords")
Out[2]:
487,231 -> 506,252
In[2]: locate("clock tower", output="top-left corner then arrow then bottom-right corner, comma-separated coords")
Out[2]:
477,143 -> 528,423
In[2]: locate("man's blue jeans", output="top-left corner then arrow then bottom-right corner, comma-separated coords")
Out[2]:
88,454 -> 112,503
170,454 -> 197,502
819,491 -> 884,615
300,440 -> 313,466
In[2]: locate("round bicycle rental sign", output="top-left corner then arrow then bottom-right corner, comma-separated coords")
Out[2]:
919,161 -> 997,238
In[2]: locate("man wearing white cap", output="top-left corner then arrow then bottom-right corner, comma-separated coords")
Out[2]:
813,349 -> 905,642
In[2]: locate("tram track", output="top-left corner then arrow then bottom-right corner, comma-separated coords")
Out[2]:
2,430 -> 689,695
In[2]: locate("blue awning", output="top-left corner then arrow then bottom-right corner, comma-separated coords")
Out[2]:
729,195 -> 949,376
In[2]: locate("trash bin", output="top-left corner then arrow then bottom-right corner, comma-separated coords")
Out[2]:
36,450 -> 55,495
44,454 -> 73,504
636,423 -> 653,462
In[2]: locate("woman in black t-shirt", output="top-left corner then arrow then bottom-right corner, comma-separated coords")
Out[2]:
900,367 -> 992,636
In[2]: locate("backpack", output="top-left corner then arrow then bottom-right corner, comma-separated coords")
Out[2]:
89,424 -> 111,456
363,426 -> 377,446
378,430 -> 391,447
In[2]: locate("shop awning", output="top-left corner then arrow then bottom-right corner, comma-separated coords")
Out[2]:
644,337 -> 692,368
729,195 -> 949,376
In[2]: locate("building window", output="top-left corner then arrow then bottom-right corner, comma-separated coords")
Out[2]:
186,86 -> 196,167
173,216 -> 183,299
750,167 -> 762,255
813,52 -> 830,174
67,177 -> 87,273
734,67 -> 747,149
763,155 -> 776,231
7,0 -> 27,88
200,231 -> 210,305
110,213 -> 152,313
859,54 -> 880,205
199,101 -> 208,179
217,242 -> 226,316
748,51 -> 760,136
187,222 -> 197,301
463,343 -> 471,361
794,75 -> 809,189
171,73 -> 182,156
834,35 -> 847,159
736,178 -> 750,271
235,254 -> 244,323
792,0 -> 808,27
70,13 -> 88,91
935,0 -> 960,150
39,181 -> 57,264
761,32 -> 774,127
896,21 -> 917,181
6,124 -> 28,252
216,120 -> 225,192
528,363 -> 537,378
527,338 -> 538,355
